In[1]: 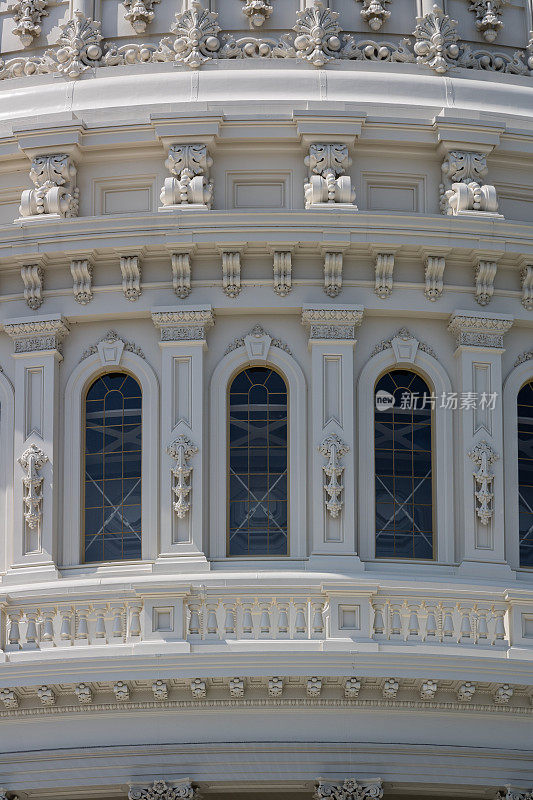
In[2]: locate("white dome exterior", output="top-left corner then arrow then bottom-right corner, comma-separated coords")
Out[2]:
0,0 -> 532,798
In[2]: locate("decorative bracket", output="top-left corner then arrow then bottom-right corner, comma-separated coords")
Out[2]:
468,440 -> 499,525
123,0 -> 160,33
167,435 -> 198,518
318,434 -> 349,518
18,153 -> 79,220
304,143 -> 356,208
18,444 -> 48,530
440,150 -> 500,217
159,143 -> 213,210
9,0 -> 49,47
468,0 -> 505,42
356,0 -> 391,30
241,0 -> 273,28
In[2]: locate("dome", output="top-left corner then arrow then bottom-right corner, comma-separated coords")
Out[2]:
0,0 -> 532,799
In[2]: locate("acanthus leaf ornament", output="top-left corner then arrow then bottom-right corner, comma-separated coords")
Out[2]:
159,144 -> 213,209
9,0 -> 48,47
45,12 -> 104,79
123,0 -> 160,34
129,780 -> 196,800
241,0 -> 273,29
304,143 -> 356,208
439,150 -> 500,216
167,435 -> 198,519
315,779 -> 383,800
468,440 -> 499,525
18,444 -> 48,530
293,1 -> 343,67
158,1 -> 221,69
318,434 -> 349,518
413,5 -> 460,74
356,0 -> 391,31
19,154 -> 79,220
468,0 -> 505,42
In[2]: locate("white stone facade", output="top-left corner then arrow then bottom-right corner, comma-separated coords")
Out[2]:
0,0 -> 533,796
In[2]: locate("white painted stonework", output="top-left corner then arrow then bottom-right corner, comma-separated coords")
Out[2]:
0,0 -> 532,795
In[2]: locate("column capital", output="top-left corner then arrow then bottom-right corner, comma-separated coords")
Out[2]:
302,304 -> 364,344
3,314 -> 70,356
448,310 -> 513,349
151,305 -> 215,344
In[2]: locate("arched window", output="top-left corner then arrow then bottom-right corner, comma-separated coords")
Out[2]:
228,366 -> 288,556
374,369 -> 433,560
518,379 -> 533,568
83,372 -> 142,563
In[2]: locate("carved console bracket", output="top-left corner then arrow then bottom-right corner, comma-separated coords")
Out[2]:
302,304 -> 364,342
272,250 -> 292,296
474,258 -> 498,306
18,444 -> 48,530
424,255 -> 446,301
374,252 -> 395,298
171,251 -> 193,298
304,143 -> 356,208
120,255 -> 142,301
468,439 -> 499,525
315,778 -> 383,800
318,434 -> 349,518
440,150 -> 501,217
221,251 -> 242,297
70,258 -> 93,304
159,143 -> 213,210
20,264 -> 44,310
18,153 -> 79,220
519,259 -> 533,310
167,435 -> 198,518
323,250 -> 344,296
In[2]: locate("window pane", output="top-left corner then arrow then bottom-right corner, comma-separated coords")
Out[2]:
83,372 -> 142,563
228,367 -> 288,556
518,380 -> 533,568
374,370 -> 434,559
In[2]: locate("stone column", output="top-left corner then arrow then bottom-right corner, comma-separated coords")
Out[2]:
3,315 -> 69,579
448,311 -> 513,576
302,304 -> 364,566
151,306 -> 214,570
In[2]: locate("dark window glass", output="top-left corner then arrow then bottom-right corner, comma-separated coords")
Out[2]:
374,370 -> 434,559
518,380 -> 533,568
228,367 -> 288,556
83,372 -> 142,563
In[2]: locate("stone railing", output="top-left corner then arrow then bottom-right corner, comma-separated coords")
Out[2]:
1,587 -> 529,653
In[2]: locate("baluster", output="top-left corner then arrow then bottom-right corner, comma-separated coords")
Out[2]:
242,604 -> 254,636
206,603 -> 218,637
442,606 -> 454,639
312,603 -> 325,636
224,603 -> 236,637
108,606 -> 123,639
128,603 -> 142,638
294,603 -> 307,637
76,608 -> 89,641
24,609 -> 39,649
7,612 -> 21,650
59,607 -> 73,643
41,610 -> 55,643
460,607 -> 472,641
476,609 -> 488,640
390,604 -> 402,636
94,607 -> 107,640
259,603 -> 271,636
188,603 -> 201,636
425,606 -> 437,638
277,603 -> 289,636
408,605 -> 420,638
373,605 -> 385,635
494,609 -> 506,641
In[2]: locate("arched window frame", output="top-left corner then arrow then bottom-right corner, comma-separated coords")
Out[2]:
62,351 -> 159,568
0,369 -> 15,574
503,359 -> 533,571
357,345 -> 454,565
210,344 -> 306,561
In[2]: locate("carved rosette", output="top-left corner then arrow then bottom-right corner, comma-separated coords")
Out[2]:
160,144 -> 213,209
160,2 -> 221,69
18,444 -> 48,530
167,435 -> 198,518
356,0 -> 391,31
318,434 -> 349,518
304,143 -> 356,208
123,0 -> 160,33
413,5 -> 459,74
468,440 -> 498,525
293,1 -> 343,67
439,150 -> 499,216
9,0 -> 48,47
19,154 -> 79,219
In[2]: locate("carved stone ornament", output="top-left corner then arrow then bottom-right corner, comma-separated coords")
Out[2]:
48,12 -> 104,79
123,0 -> 160,34
521,263 -> 533,311
315,779 -> 383,800
224,324 -> 292,357
515,350 -> 533,367
424,256 -> 446,301
319,434 -> 349,518
159,2 -> 221,69
129,780 -> 196,800
302,305 -> 364,341
292,1 -> 343,67
120,255 -> 141,301
241,0 -> 273,28
222,251 -> 241,297
18,444 -> 48,530
448,312 -> 513,348
152,307 -> 215,342
474,259 -> 497,306
468,440 -> 499,525
160,144 -> 213,209
356,0 -> 391,31
374,252 -> 394,298
370,328 -> 437,360
70,259 -> 93,304
273,251 -> 292,296
440,150 -> 499,216
9,0 -> 48,47
498,788 -> 533,800
468,0 -> 505,42
80,330 -> 145,363
324,251 -> 343,296
21,264 -> 43,310
413,5 -> 460,74
19,154 -> 79,219
304,143 -> 356,208
167,435 -> 198,519
171,253 -> 192,298
4,315 -> 70,353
